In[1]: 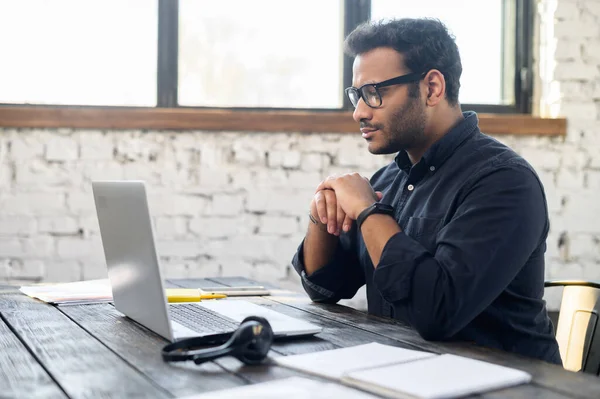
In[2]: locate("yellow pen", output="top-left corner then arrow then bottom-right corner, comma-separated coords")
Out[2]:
166,288 -> 227,303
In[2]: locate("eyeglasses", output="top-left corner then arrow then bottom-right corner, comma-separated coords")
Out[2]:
345,72 -> 425,108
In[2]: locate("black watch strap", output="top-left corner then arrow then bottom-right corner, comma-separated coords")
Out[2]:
356,202 -> 395,229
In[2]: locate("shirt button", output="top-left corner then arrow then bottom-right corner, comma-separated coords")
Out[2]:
430,166 -> 436,172
407,184 -> 414,191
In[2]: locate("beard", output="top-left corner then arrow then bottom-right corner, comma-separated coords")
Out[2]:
366,87 -> 428,155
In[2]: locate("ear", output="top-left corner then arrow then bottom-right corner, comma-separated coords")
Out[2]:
423,69 -> 446,107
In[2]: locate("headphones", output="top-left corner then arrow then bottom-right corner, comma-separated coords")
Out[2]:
161,316 -> 274,366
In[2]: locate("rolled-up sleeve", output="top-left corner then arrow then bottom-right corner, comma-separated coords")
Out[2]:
372,163 -> 548,340
291,234 -> 365,304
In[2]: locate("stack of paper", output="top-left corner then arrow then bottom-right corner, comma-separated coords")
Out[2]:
178,376 -> 379,399
19,279 -> 238,306
274,343 -> 532,399
19,279 -> 113,305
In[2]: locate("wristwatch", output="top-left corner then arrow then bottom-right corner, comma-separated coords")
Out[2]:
356,202 -> 395,230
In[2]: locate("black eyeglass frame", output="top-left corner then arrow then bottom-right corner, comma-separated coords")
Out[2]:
344,71 -> 426,108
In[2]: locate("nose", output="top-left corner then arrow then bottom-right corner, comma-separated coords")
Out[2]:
352,98 -> 372,123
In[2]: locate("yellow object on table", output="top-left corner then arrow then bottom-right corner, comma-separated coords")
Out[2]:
166,288 -> 227,303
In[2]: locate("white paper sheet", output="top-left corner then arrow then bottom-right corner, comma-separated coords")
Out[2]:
178,376 -> 379,399
274,342 -> 435,380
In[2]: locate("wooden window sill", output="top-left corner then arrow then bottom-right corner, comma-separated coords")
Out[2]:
0,105 -> 566,136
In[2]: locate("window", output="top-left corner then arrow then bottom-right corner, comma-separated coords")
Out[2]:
366,0 -> 531,113
371,0 -> 509,106
0,0 -> 158,107
178,0 -> 344,109
0,0 -> 533,114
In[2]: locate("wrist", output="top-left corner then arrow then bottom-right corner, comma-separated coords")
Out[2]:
356,202 -> 395,230
356,200 -> 377,219
308,210 -> 328,232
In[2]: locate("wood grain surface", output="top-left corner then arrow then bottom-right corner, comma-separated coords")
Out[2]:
0,105 -> 566,136
1,277 -> 598,399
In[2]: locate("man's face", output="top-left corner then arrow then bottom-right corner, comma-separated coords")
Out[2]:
350,47 -> 428,155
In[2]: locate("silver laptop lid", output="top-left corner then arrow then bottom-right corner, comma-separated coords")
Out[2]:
92,180 -> 174,341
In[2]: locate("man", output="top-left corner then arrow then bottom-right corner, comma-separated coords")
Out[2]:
291,18 -> 562,365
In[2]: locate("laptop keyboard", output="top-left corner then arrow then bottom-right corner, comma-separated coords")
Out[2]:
169,304 -> 240,335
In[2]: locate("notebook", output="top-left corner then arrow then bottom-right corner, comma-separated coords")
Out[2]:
274,342 -> 435,380
342,353 -> 532,399
177,376 -> 379,399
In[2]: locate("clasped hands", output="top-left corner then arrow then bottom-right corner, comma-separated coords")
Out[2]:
310,173 -> 383,236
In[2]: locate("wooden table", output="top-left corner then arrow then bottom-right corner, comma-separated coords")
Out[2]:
1,277 -> 599,399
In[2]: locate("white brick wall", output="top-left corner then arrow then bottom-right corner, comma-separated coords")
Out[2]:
0,126 -> 391,294
0,0 -> 598,312
531,0 -> 600,309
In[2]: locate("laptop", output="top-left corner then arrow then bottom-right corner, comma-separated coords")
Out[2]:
91,180 -> 322,341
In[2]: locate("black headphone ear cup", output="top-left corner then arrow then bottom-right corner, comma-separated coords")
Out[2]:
234,316 -> 274,365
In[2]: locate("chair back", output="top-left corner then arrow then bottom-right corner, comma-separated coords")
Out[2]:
549,281 -> 600,375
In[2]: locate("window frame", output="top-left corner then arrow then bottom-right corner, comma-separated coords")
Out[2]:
157,0 -> 178,107
0,0 -> 564,136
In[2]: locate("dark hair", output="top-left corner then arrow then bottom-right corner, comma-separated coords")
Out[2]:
344,18 -> 462,106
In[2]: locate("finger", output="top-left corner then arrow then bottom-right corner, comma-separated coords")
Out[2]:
314,191 -> 328,225
376,191 -> 383,200
336,203 -> 345,236
342,214 -> 353,232
315,183 -> 333,193
323,190 -> 337,234
315,178 -> 336,193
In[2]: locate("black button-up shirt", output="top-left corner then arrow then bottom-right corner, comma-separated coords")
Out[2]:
292,111 -> 562,365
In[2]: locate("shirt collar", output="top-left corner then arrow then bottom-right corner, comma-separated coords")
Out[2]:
394,111 -> 479,171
